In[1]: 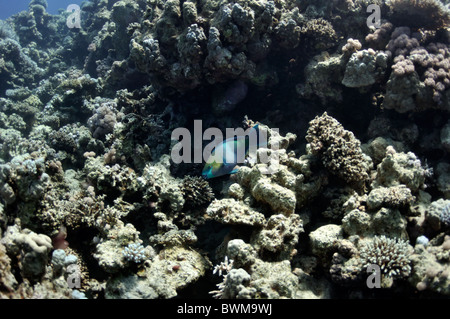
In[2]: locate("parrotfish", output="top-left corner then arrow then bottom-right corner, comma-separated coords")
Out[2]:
202,124 -> 266,179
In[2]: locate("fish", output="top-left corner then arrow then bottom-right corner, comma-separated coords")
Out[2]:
202,124 -> 266,179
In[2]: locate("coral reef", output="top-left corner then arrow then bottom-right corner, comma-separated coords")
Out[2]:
0,0 -> 449,300
386,0 -> 450,30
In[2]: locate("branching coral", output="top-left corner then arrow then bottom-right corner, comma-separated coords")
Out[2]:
381,25 -> 450,110
359,235 -> 412,280
391,55 -> 416,76
123,242 -> 148,264
386,27 -> 420,57
410,42 -> 450,105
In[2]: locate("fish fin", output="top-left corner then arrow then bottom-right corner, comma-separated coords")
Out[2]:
230,165 -> 240,174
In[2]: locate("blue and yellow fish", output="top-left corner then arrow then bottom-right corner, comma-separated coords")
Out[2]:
202,124 -> 265,179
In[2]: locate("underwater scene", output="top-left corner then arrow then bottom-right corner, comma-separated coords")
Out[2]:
0,0 -> 449,300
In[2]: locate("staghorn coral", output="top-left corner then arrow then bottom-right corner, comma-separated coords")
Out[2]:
122,242 -> 154,264
359,235 -> 413,287
210,267 -> 250,299
209,256 -> 239,299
